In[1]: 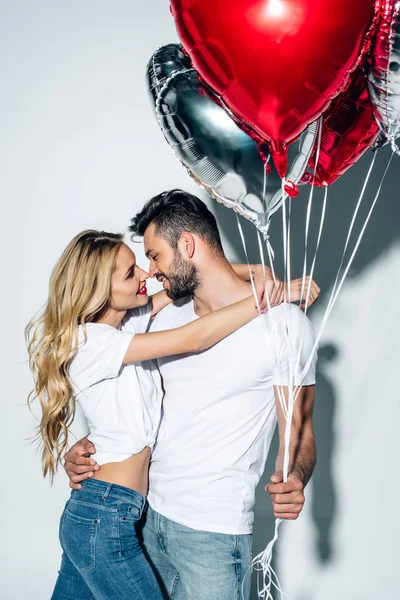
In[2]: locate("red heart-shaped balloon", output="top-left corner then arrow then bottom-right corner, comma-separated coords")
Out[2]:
301,68 -> 380,187
170,0 -> 378,176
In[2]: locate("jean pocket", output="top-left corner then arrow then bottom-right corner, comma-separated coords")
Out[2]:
118,506 -> 142,559
60,503 -> 100,573
120,502 -> 142,522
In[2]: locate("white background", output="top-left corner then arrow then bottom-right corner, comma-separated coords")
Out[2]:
1,1 -> 399,599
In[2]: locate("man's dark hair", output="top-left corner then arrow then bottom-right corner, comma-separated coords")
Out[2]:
129,189 -> 224,256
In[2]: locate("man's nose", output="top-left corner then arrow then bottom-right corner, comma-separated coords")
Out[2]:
149,265 -> 158,278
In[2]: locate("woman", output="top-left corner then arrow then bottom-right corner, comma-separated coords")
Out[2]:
26,229 -> 270,600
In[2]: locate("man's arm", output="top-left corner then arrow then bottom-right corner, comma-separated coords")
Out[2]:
266,385 -> 316,520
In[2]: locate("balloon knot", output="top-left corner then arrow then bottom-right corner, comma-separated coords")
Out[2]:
283,179 -> 299,197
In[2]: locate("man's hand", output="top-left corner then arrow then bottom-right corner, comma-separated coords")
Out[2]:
266,471 -> 305,520
63,437 -> 100,490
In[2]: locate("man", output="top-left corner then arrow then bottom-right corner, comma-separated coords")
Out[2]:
64,190 -> 318,600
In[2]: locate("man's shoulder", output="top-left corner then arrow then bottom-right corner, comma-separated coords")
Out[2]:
262,303 -> 317,356
263,303 -> 315,334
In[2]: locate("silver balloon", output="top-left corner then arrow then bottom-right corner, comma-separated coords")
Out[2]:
367,1 -> 400,153
146,44 -> 317,233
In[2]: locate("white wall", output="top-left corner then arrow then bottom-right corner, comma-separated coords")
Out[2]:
1,1 -> 398,598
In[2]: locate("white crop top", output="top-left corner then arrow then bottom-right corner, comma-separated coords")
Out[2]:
68,303 -> 162,465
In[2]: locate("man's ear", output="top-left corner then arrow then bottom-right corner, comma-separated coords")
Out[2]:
178,232 -> 195,259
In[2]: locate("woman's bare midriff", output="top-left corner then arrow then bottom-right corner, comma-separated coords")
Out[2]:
93,446 -> 151,496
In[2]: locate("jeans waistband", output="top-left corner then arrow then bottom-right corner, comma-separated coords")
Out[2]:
72,478 -> 146,509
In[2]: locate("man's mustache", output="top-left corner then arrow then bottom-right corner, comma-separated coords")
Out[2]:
155,272 -> 169,282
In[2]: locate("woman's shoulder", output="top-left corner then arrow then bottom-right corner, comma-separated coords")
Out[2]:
69,323 -> 133,388
75,323 -> 130,356
77,322 -> 120,342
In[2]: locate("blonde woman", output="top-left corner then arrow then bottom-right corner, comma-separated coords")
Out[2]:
26,229 -> 275,600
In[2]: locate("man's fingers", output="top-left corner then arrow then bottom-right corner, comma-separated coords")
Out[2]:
270,471 -> 283,484
65,463 -> 99,475
273,502 -> 303,514
273,509 -> 302,520
266,481 -> 302,495
69,471 -> 94,484
69,481 -> 82,490
273,491 -> 305,505
64,455 -> 99,468
73,444 -> 96,457
64,438 -> 96,462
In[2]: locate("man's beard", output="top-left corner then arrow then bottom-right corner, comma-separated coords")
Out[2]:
162,251 -> 200,301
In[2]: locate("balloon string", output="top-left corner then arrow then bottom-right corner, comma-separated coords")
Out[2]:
236,215 -> 289,423
294,150 -> 392,401
299,117 -> 323,317
246,178 -> 296,600
293,117 -> 323,378
262,161 -> 276,261
293,185 -> 328,383
237,210 -> 289,449
251,518 -> 286,600
242,149 -> 391,600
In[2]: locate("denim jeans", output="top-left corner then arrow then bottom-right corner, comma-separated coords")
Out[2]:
141,506 -> 253,600
51,479 -> 163,600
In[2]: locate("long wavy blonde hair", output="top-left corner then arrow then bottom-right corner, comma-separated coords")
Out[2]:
26,230 -> 124,482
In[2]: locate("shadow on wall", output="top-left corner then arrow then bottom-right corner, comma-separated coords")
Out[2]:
206,144 -> 398,598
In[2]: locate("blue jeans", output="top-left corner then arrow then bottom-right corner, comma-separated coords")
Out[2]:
141,506 -> 252,600
51,479 -> 163,600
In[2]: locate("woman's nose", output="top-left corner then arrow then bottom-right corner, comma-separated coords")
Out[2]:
138,267 -> 149,280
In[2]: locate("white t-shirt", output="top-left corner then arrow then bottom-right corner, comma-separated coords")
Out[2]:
68,304 -> 162,466
145,299 -> 317,535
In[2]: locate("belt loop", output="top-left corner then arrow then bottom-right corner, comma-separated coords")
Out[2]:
103,483 -> 113,499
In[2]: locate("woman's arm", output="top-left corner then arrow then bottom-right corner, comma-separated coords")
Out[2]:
150,265 -> 278,320
233,264 -> 284,308
149,268 -> 321,321
150,290 -> 172,318
233,264 -> 321,308
123,294 -> 261,364
232,263 -> 274,282
150,264 -> 280,321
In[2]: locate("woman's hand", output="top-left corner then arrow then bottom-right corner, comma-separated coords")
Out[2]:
253,266 -> 284,312
252,266 -> 320,310
285,277 -> 321,308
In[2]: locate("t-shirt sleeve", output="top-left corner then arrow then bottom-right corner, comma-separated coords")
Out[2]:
265,304 -> 317,387
68,324 -> 134,393
122,301 -> 153,334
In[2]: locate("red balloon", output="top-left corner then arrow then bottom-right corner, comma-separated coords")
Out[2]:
170,0 -> 379,177
301,69 -> 380,186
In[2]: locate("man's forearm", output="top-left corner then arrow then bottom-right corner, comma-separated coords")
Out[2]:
291,432 -> 316,487
276,431 -> 316,488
